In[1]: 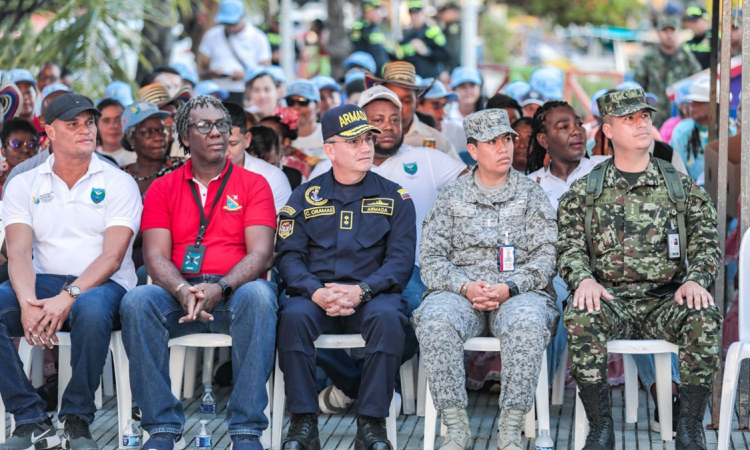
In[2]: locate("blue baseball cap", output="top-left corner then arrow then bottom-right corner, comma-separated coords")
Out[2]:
285,80 -> 321,102
245,67 -> 269,84
450,67 -> 482,89
344,52 -> 377,75
41,83 -> 72,101
171,62 -> 198,85
616,81 -> 657,105
322,104 -> 381,140
519,89 -> 547,107
503,80 -> 531,101
529,65 -> 564,101
121,101 -> 171,133
103,81 -> 134,106
590,89 -> 609,117
423,80 -> 458,101
312,75 -> 341,92
267,66 -> 287,84
3,69 -> 36,87
194,81 -> 230,100
215,0 -> 245,24
345,69 -> 366,85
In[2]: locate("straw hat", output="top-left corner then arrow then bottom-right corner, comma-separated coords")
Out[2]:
365,62 -> 431,95
138,83 -> 192,109
0,81 -> 23,122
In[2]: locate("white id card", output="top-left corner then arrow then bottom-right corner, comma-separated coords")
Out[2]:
498,246 -> 516,272
667,229 -> 680,260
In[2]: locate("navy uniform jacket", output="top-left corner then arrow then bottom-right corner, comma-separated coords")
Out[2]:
275,169 -> 417,299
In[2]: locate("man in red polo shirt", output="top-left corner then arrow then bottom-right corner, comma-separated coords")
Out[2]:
120,95 -> 277,450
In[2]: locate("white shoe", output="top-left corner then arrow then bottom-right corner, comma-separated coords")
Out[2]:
318,385 -> 354,414
439,407 -> 471,450
497,409 -> 524,450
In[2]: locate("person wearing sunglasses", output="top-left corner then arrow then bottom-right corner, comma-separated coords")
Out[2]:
285,80 -> 326,160
0,118 -> 40,189
121,95 -> 278,450
275,104 -> 416,450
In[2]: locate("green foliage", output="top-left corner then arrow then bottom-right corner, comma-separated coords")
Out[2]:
480,13 -> 512,64
520,0 -> 647,27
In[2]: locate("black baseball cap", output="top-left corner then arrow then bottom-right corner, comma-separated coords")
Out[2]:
44,94 -> 101,125
322,104 -> 381,141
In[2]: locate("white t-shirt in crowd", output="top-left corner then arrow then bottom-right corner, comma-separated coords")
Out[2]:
3,154 -> 143,290
198,21 -> 272,93
242,154 -> 292,213
310,144 -> 467,262
96,146 -> 137,167
403,115 -> 460,161
292,123 -> 325,159
526,155 -> 610,210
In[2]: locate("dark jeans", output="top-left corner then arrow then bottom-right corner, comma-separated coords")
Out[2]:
0,274 -> 124,425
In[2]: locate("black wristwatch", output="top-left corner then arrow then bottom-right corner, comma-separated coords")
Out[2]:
218,280 -> 233,300
358,282 -> 373,302
506,281 -> 519,298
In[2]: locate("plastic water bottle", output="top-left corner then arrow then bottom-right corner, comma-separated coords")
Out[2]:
200,386 -> 216,416
122,419 -> 142,449
535,429 -> 554,450
195,420 -> 212,448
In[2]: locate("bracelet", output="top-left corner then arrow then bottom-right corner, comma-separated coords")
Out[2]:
175,283 -> 186,294
460,282 -> 470,297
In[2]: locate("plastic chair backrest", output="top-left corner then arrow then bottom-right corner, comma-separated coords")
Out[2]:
740,228 -> 750,342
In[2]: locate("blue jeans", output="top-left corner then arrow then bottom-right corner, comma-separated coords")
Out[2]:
315,265 -> 426,399
0,274 -> 124,425
120,277 -> 278,437
546,275 -> 569,381
632,353 -> 680,394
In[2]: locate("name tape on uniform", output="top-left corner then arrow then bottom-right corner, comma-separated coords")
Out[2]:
361,198 -> 394,215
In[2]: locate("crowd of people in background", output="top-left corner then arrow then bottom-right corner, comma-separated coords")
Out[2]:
0,1 -> 741,450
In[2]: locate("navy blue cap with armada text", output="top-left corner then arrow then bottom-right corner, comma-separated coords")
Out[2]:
322,104 -> 382,141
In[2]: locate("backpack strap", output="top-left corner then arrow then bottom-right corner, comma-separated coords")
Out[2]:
654,158 -> 688,263
584,159 -> 609,274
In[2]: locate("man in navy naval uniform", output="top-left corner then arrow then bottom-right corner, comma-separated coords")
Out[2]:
275,104 -> 417,450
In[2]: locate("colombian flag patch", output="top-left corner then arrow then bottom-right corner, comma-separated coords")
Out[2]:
398,189 -> 411,200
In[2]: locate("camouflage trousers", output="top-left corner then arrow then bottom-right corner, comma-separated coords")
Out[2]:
564,293 -> 722,388
412,290 -> 559,412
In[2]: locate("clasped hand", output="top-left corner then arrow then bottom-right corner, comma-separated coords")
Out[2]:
177,283 -> 222,324
312,284 -> 363,317
23,293 -> 74,348
465,281 -> 510,311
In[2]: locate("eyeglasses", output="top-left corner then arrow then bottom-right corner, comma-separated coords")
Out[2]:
326,135 -> 378,148
137,127 -> 168,138
286,98 -> 312,107
188,120 -> 232,134
6,140 -> 39,153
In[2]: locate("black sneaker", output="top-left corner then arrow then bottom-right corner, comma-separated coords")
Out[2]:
652,394 -> 680,437
61,416 -> 97,450
0,416 -> 60,450
282,413 -> 320,450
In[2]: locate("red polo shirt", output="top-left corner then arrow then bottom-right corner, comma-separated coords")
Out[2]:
142,159 -> 276,276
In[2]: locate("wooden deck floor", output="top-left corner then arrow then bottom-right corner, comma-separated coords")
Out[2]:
4,385 -> 750,449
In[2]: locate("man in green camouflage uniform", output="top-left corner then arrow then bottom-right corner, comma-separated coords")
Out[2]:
557,89 -> 722,450
633,16 -> 701,128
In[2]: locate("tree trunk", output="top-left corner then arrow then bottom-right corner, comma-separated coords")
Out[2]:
326,0 -> 350,80
136,1 -> 177,86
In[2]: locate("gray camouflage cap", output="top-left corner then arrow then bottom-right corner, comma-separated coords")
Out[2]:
463,108 -> 517,142
597,88 -> 658,118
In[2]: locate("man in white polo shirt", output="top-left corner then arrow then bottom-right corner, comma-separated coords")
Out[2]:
0,94 -> 142,450
309,85 -> 467,412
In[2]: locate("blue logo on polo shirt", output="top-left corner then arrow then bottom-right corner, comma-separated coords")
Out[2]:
91,188 -> 106,204
403,162 -> 418,175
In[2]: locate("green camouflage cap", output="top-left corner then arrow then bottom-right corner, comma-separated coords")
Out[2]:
463,108 -> 517,142
597,88 -> 657,118
657,15 -> 681,30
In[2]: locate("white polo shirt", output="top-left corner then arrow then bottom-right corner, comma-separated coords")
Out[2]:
403,115 -> 460,161
3,154 -> 143,290
526,155 -> 610,210
198,21 -> 272,93
310,144 -> 466,262
242,154 -> 292,213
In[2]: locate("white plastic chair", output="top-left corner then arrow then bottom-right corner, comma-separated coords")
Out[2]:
574,339 -> 678,450
718,229 -> 750,450
421,337 -> 550,450
168,333 -> 273,449
271,334 -> 399,450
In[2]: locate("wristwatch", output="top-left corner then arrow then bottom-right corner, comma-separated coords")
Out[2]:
358,282 -> 373,302
217,280 -> 233,300
63,285 -> 81,298
506,281 -> 519,298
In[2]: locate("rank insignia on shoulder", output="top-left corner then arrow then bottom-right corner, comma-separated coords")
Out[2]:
278,219 -> 294,239
279,205 -> 296,216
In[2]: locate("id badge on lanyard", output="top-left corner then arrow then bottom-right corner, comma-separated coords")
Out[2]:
498,231 -> 516,272
667,217 -> 681,260
180,164 -> 233,274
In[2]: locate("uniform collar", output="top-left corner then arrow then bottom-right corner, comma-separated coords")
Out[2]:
604,157 -> 663,190
182,157 -> 232,181
456,165 -> 519,206
39,152 -> 103,176
317,169 -> 382,201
